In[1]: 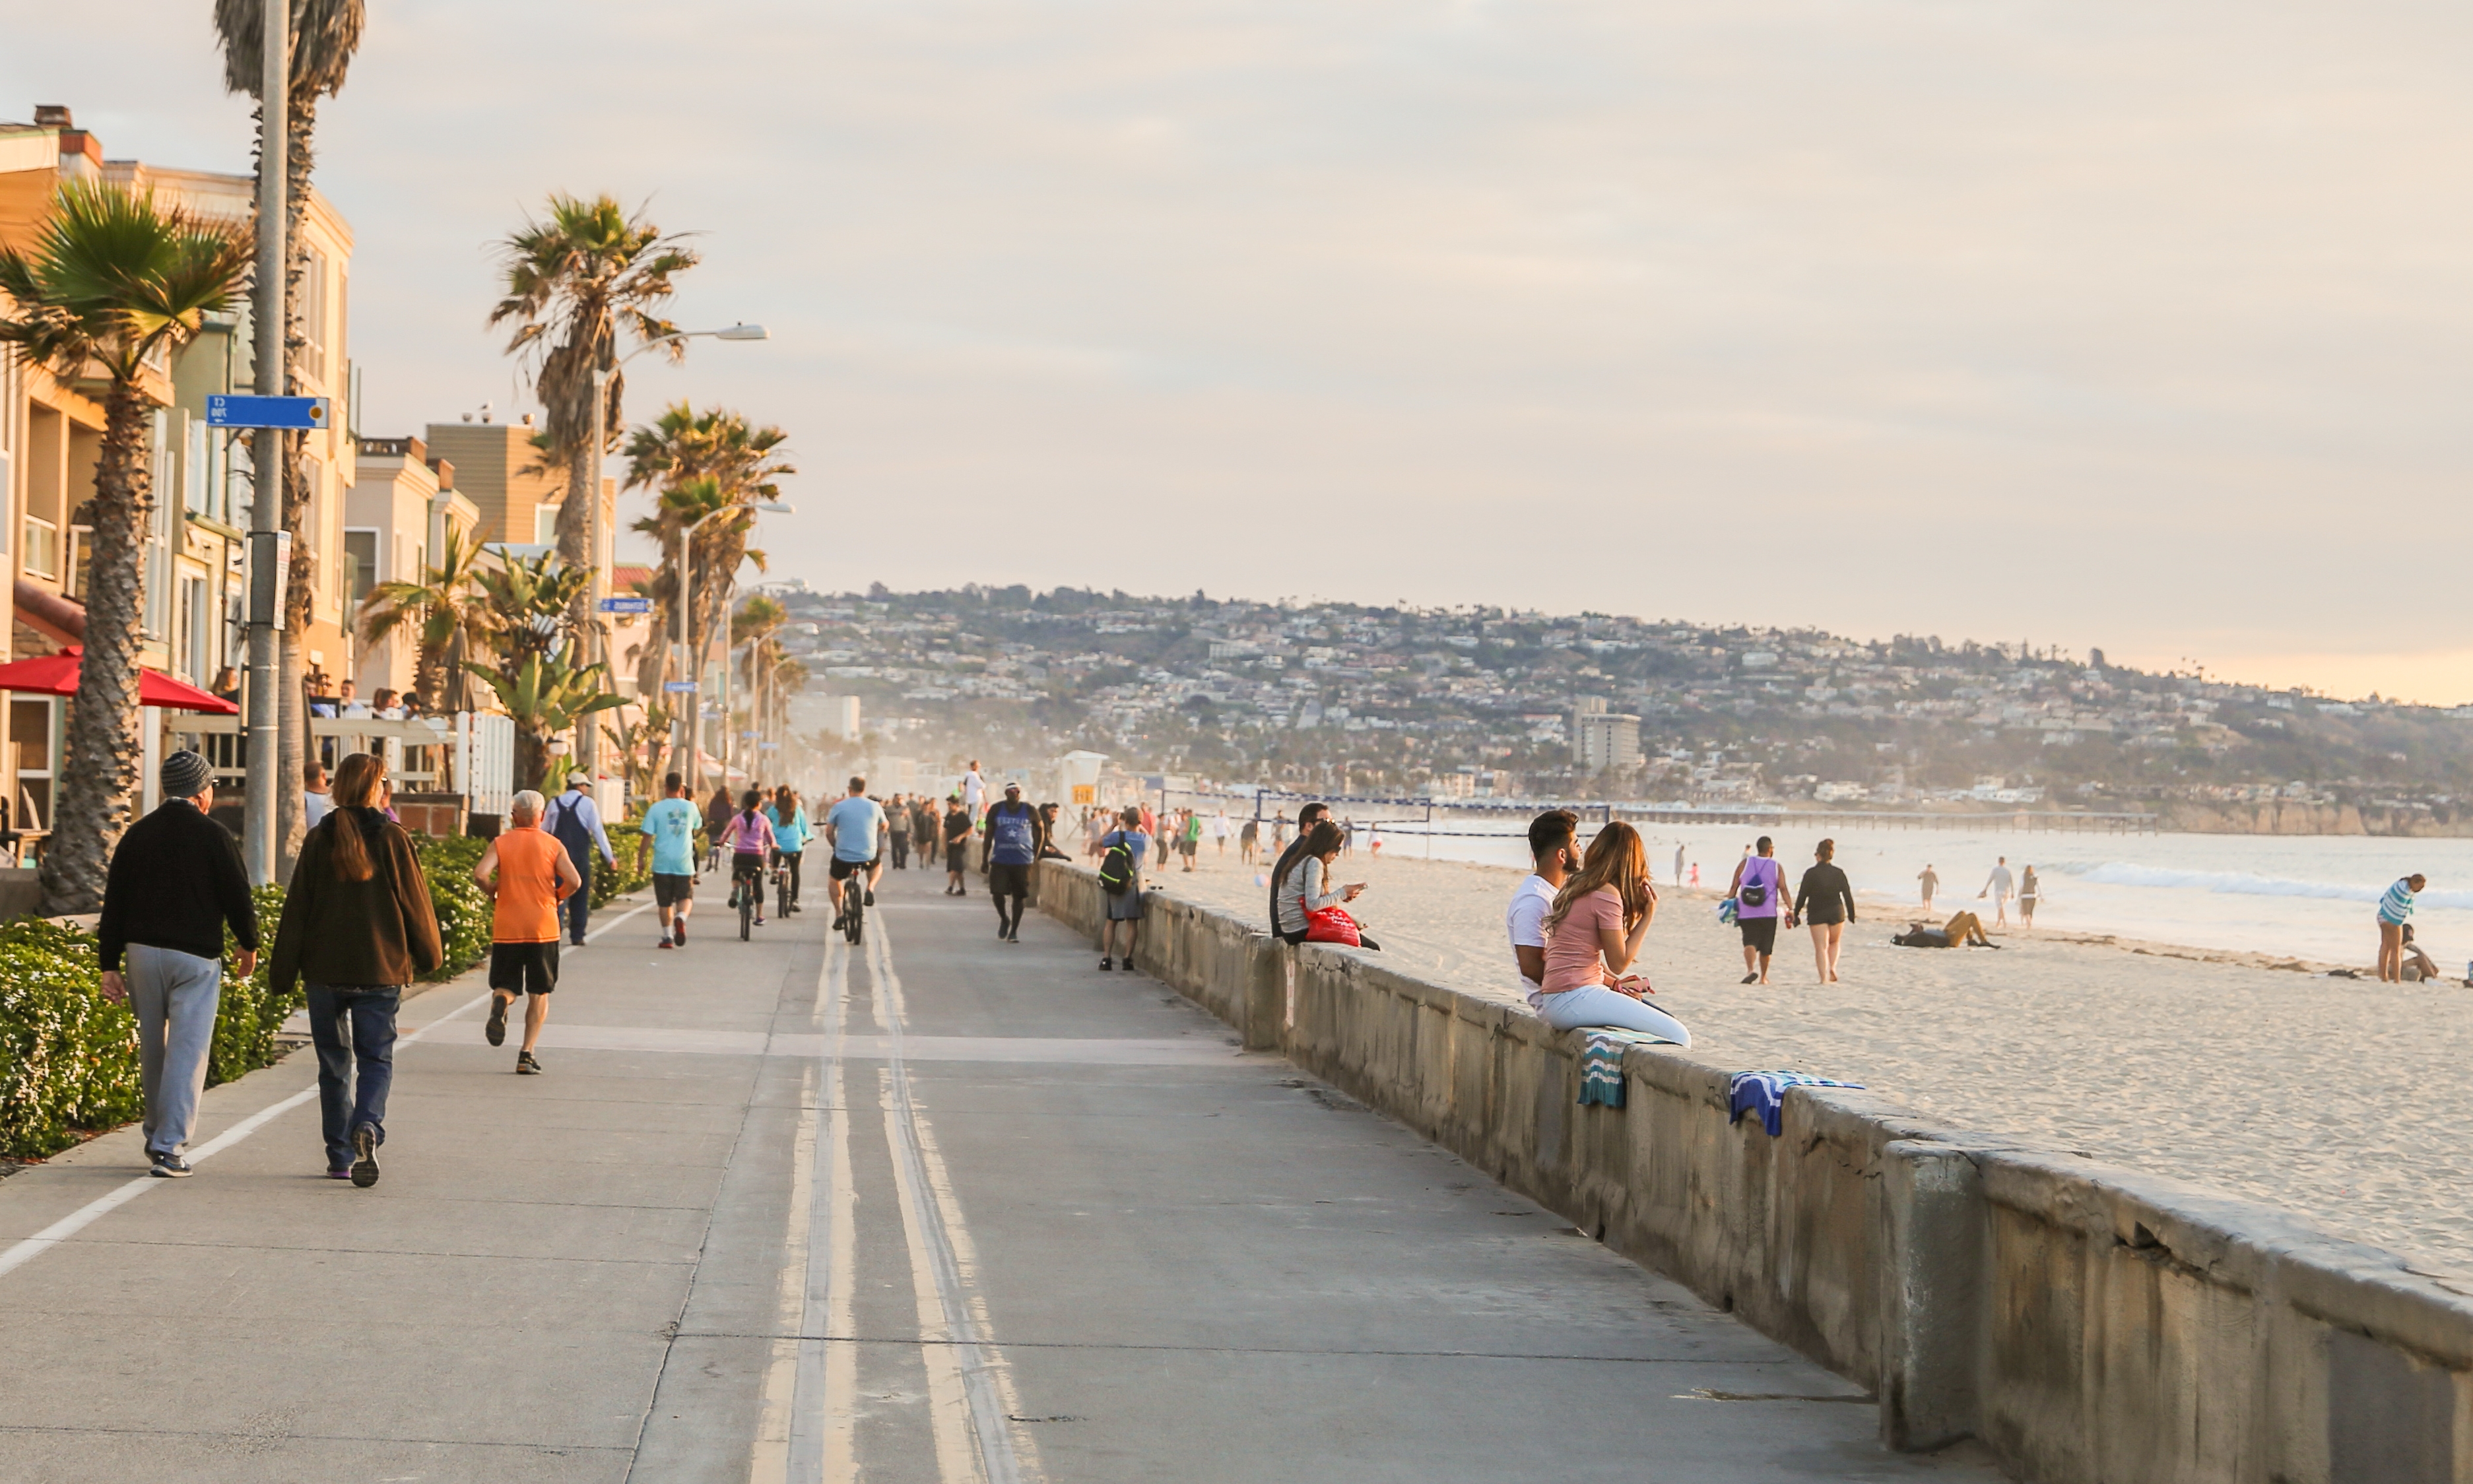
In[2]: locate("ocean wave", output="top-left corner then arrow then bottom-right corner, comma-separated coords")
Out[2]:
2058,862 -> 2473,911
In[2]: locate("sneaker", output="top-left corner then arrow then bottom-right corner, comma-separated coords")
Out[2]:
486,996 -> 508,1047
149,1151 -> 192,1178
1099,957 -> 1113,971
865,889 -> 876,907
657,937 -> 675,949
517,1051 -> 543,1076
673,920 -> 686,946
326,1166 -> 353,1180
349,1126 -> 380,1188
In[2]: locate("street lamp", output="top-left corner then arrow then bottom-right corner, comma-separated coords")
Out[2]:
582,323 -> 768,780
671,498 -> 793,794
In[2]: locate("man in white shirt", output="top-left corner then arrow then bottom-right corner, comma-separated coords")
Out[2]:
1979,856 -> 2015,927
1507,808 -> 1584,1002
960,761 -> 987,822
303,761 -> 333,828
1211,810 -> 1230,855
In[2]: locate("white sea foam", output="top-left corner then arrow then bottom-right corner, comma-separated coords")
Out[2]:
2055,862 -> 2473,910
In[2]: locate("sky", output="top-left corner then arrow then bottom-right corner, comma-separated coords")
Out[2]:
7,1 -> 2472,700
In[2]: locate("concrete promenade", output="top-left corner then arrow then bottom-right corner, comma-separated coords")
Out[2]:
0,867 -> 2002,1482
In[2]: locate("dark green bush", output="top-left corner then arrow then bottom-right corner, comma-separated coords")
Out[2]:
412,834 -> 491,979
0,918 -> 141,1158
595,822 -> 653,908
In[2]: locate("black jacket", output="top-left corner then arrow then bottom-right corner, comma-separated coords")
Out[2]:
1794,863 -> 1857,923
98,800 -> 259,971
269,808 -> 444,995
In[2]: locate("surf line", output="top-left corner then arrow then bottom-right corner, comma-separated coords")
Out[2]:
869,915 -> 1038,1484
0,900 -> 655,1283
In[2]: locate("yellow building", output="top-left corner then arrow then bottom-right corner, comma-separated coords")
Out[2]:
0,104 -> 358,837
347,435 -> 482,702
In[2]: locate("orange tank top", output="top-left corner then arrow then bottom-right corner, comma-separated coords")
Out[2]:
492,827 -> 568,943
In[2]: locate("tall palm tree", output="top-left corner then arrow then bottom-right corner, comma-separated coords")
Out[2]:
632,476 -> 770,779
0,183 -> 254,912
472,549 -> 589,668
213,0 -> 368,878
477,653 -> 626,793
356,525 -> 488,712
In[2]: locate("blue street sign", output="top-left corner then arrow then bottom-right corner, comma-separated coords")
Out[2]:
663,680 -> 698,693
204,394 -> 330,430
597,596 -> 653,614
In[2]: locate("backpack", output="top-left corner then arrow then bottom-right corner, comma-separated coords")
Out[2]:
1098,833 -> 1136,897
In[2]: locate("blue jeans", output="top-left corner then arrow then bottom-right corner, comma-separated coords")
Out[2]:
307,984 -> 401,1169
562,856 -> 593,943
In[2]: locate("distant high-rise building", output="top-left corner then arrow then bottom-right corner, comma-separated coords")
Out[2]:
1573,705 -> 1642,774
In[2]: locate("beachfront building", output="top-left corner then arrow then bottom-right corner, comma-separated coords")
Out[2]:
0,104 -> 359,840
346,435 -> 485,700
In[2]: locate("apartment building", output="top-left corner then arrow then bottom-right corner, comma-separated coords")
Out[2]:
0,104 -> 356,837
347,435 -> 482,699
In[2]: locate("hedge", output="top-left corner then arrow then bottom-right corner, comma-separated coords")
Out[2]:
0,835 -> 496,1161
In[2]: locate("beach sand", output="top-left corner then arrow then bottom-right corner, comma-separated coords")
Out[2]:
1133,845 -> 2473,1272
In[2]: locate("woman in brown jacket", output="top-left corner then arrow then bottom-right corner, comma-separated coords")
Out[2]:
271,752 -> 443,1186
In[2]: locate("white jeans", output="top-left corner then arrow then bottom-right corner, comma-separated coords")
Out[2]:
1530,984 -> 1690,1045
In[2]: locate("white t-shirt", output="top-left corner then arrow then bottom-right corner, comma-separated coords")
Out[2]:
962,771 -> 986,808
1506,873 -> 1558,1002
305,789 -> 334,827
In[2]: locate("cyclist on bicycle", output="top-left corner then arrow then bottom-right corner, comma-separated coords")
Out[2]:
764,785 -> 811,915
719,790 -> 777,927
822,775 -> 887,931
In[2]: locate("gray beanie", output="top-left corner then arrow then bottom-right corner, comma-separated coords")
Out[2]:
160,750 -> 213,799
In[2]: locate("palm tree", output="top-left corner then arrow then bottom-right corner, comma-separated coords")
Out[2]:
356,525 -> 488,712
477,653 -> 626,792
213,0 -> 368,878
0,183 -> 254,912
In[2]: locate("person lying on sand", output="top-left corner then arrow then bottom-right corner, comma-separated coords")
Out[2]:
1892,911 -> 1998,949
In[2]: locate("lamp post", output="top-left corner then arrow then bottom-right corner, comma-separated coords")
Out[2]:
673,497 -> 791,795
242,0 -> 288,886
581,322 -> 766,783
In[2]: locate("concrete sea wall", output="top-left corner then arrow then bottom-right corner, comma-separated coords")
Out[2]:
1039,861 -> 2473,1483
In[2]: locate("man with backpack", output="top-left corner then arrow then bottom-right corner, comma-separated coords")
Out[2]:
1096,806 -> 1148,971
1726,835 -> 1786,984
983,782 -> 1041,942
541,773 -> 616,946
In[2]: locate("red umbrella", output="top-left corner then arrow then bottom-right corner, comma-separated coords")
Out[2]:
0,646 -> 240,715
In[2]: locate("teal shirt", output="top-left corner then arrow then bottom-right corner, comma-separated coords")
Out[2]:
640,797 -> 702,877
764,804 -> 812,854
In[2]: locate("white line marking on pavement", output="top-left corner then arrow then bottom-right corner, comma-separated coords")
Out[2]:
871,917 -> 1037,1484
778,928 -> 859,1482
0,900 -> 654,1282
413,1022 -> 1245,1065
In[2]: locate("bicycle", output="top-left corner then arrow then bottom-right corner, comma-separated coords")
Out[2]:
841,874 -> 864,946
775,856 -> 794,922
735,860 -> 761,940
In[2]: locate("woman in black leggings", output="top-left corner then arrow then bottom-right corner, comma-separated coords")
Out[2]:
1793,837 -> 1856,985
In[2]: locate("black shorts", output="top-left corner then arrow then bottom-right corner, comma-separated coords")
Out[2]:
1738,915 -> 1779,954
653,872 -> 694,907
829,856 -> 878,881
489,940 -> 560,996
989,862 -> 1031,897
731,851 -> 766,881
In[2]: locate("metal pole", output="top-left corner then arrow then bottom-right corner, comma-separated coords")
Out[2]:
719,585 -> 733,788
674,516 -> 690,792
242,0 -> 287,886
579,365 -> 606,783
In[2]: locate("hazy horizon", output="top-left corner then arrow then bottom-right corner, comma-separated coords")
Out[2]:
8,1 -> 2470,701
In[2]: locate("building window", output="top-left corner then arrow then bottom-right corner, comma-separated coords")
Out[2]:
303,245 -> 329,385
180,574 -> 211,681
185,413 -> 211,514
344,528 -> 378,612
12,696 -> 55,837
22,516 -> 56,578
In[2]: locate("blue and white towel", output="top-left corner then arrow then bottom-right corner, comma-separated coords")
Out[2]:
1577,1029 -> 1671,1108
1727,1071 -> 1865,1136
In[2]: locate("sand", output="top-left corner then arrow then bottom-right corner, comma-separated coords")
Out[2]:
1135,845 -> 2473,1272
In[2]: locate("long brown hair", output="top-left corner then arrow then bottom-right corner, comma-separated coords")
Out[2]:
327,752 -> 387,883
1273,820 -> 1345,895
1546,821 -> 1651,935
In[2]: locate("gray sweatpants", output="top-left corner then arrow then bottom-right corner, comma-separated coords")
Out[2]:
125,944 -> 223,1159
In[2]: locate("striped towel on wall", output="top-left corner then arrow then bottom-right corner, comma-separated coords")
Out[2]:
1727,1071 -> 1865,1137
1577,1029 -> 1671,1108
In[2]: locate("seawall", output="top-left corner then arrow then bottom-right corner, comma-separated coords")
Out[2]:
1039,860 -> 2473,1483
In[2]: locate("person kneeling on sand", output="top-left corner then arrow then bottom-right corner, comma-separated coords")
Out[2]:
1892,911 -> 1998,949
1511,812 -> 1689,1043
1530,822 -> 1689,1042
2399,924 -> 2444,983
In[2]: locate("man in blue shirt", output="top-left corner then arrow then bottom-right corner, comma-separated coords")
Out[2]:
822,775 -> 887,930
983,781 -> 1040,942
763,786 -> 812,915
541,772 -> 616,946
634,771 -> 704,949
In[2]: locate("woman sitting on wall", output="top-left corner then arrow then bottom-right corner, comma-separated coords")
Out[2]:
1272,820 -> 1380,950
1533,821 -> 1688,1043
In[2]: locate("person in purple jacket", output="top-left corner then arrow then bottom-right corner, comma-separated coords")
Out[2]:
1727,836 -> 1787,984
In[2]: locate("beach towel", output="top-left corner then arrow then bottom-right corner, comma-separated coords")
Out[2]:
1727,1071 -> 1866,1137
1577,1029 -> 1670,1108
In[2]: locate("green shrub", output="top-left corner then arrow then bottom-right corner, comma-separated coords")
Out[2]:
0,919 -> 140,1158
412,834 -> 491,979
596,822 -> 653,908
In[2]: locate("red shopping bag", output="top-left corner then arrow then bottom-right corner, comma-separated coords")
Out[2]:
1305,906 -> 1363,946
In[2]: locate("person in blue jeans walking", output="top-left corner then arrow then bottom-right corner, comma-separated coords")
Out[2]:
542,771 -> 616,945
269,752 -> 443,1186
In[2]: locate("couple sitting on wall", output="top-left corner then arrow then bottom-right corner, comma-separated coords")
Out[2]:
1507,811 -> 1690,1046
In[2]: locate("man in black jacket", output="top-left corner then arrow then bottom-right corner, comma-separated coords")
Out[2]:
98,750 -> 259,1177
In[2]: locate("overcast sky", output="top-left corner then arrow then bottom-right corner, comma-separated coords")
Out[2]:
8,1 -> 2470,699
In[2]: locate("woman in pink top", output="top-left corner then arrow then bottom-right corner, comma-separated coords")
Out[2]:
1533,823 -> 1688,1043
721,790 -> 778,924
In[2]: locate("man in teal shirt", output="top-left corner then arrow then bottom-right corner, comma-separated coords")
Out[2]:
764,786 -> 812,915
635,771 -> 704,949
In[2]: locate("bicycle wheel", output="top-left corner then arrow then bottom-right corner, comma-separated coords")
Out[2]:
778,868 -> 792,920
740,879 -> 754,940
844,890 -> 863,945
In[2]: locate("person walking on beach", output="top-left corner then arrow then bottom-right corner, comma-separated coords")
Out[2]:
888,792 -> 911,870
636,772 -> 702,948
96,750 -> 259,1178
542,773 -> 614,946
1674,843 -> 1686,888
1533,821 -> 1686,1041
1097,805 -> 1148,970
1239,816 -> 1260,864
474,790 -> 581,1075
1213,810 -> 1230,856
269,752 -> 443,1187
1179,808 -> 1203,872
2377,873 -> 2427,982
942,794 -> 972,895
2018,866 -> 2040,930
1727,836 -> 1786,984
983,782 -> 1038,942
1979,856 -> 2015,928
1794,839 -> 1856,985
1917,864 -> 1938,912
